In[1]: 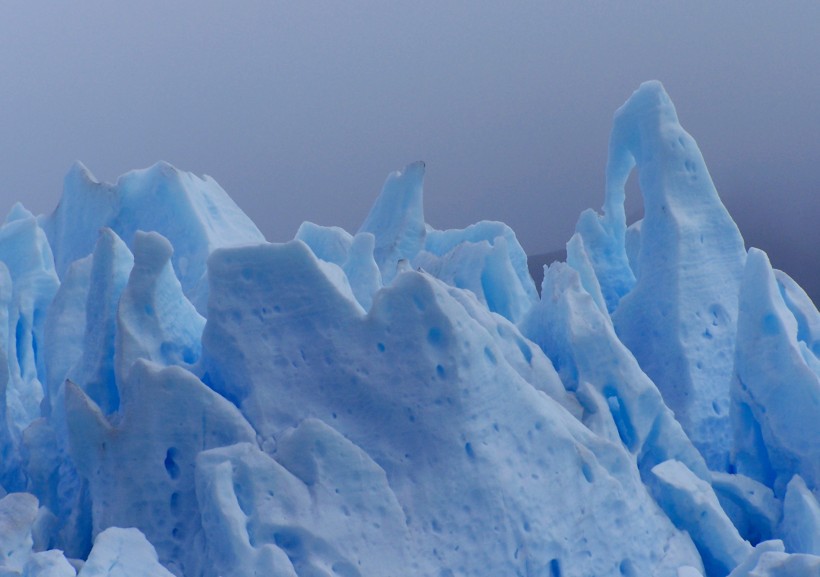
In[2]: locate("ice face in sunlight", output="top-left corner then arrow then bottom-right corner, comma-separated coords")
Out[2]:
0,82 -> 818,577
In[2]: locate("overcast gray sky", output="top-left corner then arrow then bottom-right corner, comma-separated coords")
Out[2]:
1,2 -> 817,300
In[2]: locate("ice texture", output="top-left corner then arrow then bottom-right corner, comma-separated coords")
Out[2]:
416,221 -> 538,323
0,492 -> 39,571
41,162 -> 265,310
0,209 -> 60,445
77,527 -> 175,577
358,161 -> 426,285
780,475 -> 820,555
650,459 -> 751,576
0,81 -> 818,577
72,229 -> 133,415
66,360 -> 256,576
114,231 -> 204,388
726,540 -> 820,577
195,424 -> 412,577
711,472 -> 781,545
201,239 -> 700,576
732,248 -> 820,493
605,82 -> 747,472
520,261 -> 709,483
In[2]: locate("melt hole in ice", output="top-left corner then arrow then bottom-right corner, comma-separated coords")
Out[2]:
164,448 -> 181,480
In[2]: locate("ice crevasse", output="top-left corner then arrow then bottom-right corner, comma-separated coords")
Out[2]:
0,81 -> 818,577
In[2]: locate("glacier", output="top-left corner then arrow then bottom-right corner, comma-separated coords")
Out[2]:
0,80 -> 818,577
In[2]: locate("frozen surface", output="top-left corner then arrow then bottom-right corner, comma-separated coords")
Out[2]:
196,424 -> 411,577
358,161 -> 426,285
726,540 -> 820,577
520,262 -> 708,482
41,162 -> 265,310
711,472 -> 781,545
77,527 -> 175,577
650,459 -> 751,576
416,221 -> 538,323
0,492 -> 39,572
780,475 -> 820,555
732,249 -> 820,493
71,229 -> 133,415
201,239 -> 698,576
606,82 -> 747,471
114,231 -> 204,388
0,210 -> 60,445
0,81 -> 818,577
66,360 -> 256,576
21,549 -> 76,577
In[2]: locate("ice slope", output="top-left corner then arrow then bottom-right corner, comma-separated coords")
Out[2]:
66,361 -> 256,577
781,475 -> 820,555
200,240 -> 699,576
732,249 -> 820,493
519,261 -> 709,483
40,161 -> 265,311
0,81 -> 818,577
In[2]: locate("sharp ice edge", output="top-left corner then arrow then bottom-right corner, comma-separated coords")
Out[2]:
0,81 -> 818,577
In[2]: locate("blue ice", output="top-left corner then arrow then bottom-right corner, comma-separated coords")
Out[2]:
0,82 -> 817,577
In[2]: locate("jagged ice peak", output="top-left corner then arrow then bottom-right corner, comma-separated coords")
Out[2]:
0,81 -> 818,577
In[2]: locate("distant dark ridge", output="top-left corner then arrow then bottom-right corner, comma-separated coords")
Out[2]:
527,249 -> 566,294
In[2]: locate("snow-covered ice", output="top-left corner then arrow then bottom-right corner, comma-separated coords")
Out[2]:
0,81 -> 818,577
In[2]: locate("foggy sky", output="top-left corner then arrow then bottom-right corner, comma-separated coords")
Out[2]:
1,2 -> 818,300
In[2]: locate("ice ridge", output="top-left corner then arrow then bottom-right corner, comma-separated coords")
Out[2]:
0,81 -> 818,577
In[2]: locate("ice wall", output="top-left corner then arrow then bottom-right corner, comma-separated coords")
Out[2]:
0,82 -> 817,577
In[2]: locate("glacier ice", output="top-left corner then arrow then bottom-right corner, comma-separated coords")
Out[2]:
0,81 -> 818,577
357,160 -> 426,286
72,229 -> 133,416
41,161 -> 266,312
519,261 -> 709,483
605,83 -> 747,473
726,540 -> 820,577
711,471 -> 781,545
113,231 -> 205,387
77,527 -> 176,577
780,475 -> 820,555
650,459 -> 751,576
66,360 -> 256,577
195,425 -> 413,577
0,492 -> 39,571
201,239 -> 699,576
732,248 -> 820,493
